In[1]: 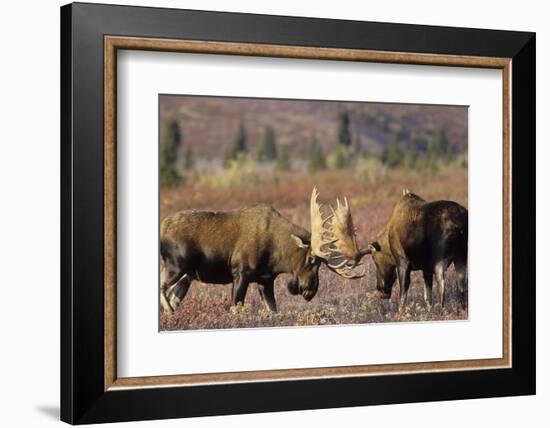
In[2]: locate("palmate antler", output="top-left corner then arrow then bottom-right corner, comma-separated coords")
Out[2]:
310,188 -> 364,279
310,187 -> 334,259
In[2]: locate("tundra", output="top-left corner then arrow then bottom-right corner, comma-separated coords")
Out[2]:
366,190 -> 468,309
159,188 -> 364,313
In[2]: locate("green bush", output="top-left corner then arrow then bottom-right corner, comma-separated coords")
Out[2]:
197,154 -> 260,188
382,134 -> 404,168
276,144 -> 291,171
354,157 -> 387,184
308,138 -> 327,173
327,145 -> 351,170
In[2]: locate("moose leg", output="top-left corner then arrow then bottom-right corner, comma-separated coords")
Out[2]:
258,279 -> 277,312
454,257 -> 468,310
396,259 -> 411,310
160,261 -> 184,313
422,270 -> 434,309
232,269 -> 250,306
160,239 -> 192,313
167,274 -> 192,311
434,260 -> 449,307
160,291 -> 172,313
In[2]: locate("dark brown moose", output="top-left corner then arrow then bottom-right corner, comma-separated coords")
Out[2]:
159,188 -> 364,313
365,190 -> 468,310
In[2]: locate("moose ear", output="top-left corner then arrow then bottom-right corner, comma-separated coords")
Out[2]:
367,242 -> 381,253
291,234 -> 310,249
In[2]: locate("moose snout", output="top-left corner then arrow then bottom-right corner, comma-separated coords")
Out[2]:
287,279 -> 300,295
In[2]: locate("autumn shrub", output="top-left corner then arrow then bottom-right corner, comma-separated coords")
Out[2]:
158,166 -> 469,331
354,157 -> 387,184
195,154 -> 261,188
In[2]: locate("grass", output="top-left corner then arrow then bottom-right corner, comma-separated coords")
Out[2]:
160,167 -> 468,331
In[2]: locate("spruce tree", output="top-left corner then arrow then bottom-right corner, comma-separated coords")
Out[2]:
308,137 -> 327,173
337,111 -> 352,147
404,140 -> 419,170
224,120 -> 248,168
256,126 -> 278,162
426,138 -> 440,175
160,120 -> 181,186
231,120 -> 248,156
276,144 -> 291,171
353,134 -> 364,155
430,128 -> 453,163
440,129 -> 453,163
383,134 -> 404,168
183,147 -> 194,170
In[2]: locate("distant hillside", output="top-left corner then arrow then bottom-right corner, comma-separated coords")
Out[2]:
159,95 -> 467,160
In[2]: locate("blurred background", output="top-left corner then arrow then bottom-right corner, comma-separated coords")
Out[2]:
159,95 -> 468,330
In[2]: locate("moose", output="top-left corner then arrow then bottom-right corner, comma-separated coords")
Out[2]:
159,188 -> 364,313
365,190 -> 468,310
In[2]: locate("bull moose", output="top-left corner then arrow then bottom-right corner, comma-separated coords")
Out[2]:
159,188 -> 364,313
366,190 -> 468,310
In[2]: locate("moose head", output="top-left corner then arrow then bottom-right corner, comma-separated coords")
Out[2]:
287,188 -> 366,301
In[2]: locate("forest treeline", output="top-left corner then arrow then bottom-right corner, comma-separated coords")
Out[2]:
160,110 -> 467,187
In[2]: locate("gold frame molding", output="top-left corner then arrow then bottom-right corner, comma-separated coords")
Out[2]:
104,35 -> 512,391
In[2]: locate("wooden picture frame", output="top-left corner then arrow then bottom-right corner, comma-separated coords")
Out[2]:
61,2 -> 535,424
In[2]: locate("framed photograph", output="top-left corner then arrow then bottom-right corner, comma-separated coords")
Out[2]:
61,2 -> 535,424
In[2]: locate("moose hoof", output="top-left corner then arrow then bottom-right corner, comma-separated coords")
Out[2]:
377,291 -> 391,300
398,300 -> 408,313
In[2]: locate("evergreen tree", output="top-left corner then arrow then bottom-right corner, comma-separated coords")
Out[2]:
328,145 -> 348,169
160,120 -> 181,186
382,134 -> 404,168
431,128 -> 453,163
224,120 -> 248,168
168,120 -> 182,155
404,140 -> 419,170
256,126 -> 278,162
231,120 -> 248,156
427,137 -> 439,159
183,146 -> 194,170
308,137 -> 327,173
353,134 -> 364,155
276,144 -> 291,171
337,111 -> 352,147
425,139 -> 440,175
442,130 -> 453,163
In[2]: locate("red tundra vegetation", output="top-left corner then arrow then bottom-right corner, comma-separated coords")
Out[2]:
160,167 -> 468,331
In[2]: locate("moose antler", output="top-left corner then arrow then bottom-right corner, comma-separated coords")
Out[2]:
309,188 -> 364,279
310,187 -> 334,259
330,198 -> 361,261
